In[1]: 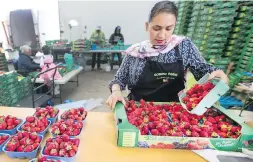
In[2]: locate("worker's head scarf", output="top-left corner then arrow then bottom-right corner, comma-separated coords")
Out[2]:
123,35 -> 185,58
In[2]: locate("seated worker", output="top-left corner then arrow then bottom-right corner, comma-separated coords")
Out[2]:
90,26 -> 105,71
18,45 -> 41,75
109,26 -> 124,70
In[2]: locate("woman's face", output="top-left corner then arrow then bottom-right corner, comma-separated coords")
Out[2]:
146,12 -> 176,45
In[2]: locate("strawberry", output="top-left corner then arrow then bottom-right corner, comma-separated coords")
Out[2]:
68,149 -> 76,157
26,116 -> 35,123
151,129 -> 159,135
59,148 -> 68,157
190,119 -> 198,125
218,132 -> 227,138
6,140 -> 18,151
199,131 -> 209,137
191,125 -> 201,132
24,145 -> 34,152
191,131 -> 200,137
50,148 -> 59,156
16,145 -> 25,152
29,132 -> 38,140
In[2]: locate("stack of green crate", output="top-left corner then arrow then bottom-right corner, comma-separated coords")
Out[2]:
174,1 -> 194,35
191,4 -> 215,56
0,53 -> 8,71
205,1 -> 238,62
72,39 -> 91,52
0,71 -> 21,106
186,1 -> 205,38
18,76 -> 32,99
173,1 -> 180,34
236,25 -> 253,72
46,39 -> 68,47
225,2 -> 253,66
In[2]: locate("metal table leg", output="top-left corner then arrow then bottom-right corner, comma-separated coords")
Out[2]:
59,85 -> 63,103
77,74 -> 79,87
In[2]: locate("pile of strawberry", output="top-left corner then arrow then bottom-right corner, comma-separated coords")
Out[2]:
34,106 -> 59,119
0,134 -> 9,145
182,82 -> 215,111
5,131 -> 41,152
34,156 -> 62,162
126,100 -> 241,138
43,135 -> 79,157
0,115 -> 21,130
50,119 -> 83,136
20,116 -> 49,133
61,107 -> 87,121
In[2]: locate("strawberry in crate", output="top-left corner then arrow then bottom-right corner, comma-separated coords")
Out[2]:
42,135 -> 80,158
0,115 -> 22,130
50,119 -> 83,137
60,107 -> 87,121
34,106 -> 59,119
0,134 -> 9,145
31,156 -> 62,162
4,131 -> 42,152
125,100 -> 241,139
19,116 -> 50,134
182,82 -> 215,111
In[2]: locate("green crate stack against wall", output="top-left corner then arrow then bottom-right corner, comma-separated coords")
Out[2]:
0,53 -> 8,72
206,1 -> 239,72
225,2 -> 253,67
0,72 -> 21,106
191,4 -> 215,57
206,1 -> 238,61
236,25 -> 253,72
173,1 -> 180,34
174,1 -> 194,35
72,39 -> 91,52
18,76 -> 32,99
186,1 -> 205,38
46,39 -> 68,47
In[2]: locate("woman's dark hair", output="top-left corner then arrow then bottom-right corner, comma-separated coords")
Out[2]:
149,1 -> 178,22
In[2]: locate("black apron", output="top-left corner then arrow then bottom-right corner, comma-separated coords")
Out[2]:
129,45 -> 185,102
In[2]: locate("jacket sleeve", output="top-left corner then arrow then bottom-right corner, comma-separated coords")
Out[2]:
90,32 -> 96,43
109,34 -> 114,44
108,54 -> 130,91
120,34 -> 124,43
27,60 -> 41,70
101,32 -> 105,43
183,38 -> 218,80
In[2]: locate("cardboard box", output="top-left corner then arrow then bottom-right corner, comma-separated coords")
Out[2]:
114,103 -> 253,151
179,73 -> 230,115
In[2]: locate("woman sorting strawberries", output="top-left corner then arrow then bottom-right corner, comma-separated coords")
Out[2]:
106,1 -> 228,109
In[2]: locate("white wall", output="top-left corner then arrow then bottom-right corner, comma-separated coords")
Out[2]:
58,1 -> 158,44
0,0 -> 60,49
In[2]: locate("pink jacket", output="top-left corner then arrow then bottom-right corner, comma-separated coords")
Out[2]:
40,55 -> 62,83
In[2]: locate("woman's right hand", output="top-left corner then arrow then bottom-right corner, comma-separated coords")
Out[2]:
106,90 -> 126,110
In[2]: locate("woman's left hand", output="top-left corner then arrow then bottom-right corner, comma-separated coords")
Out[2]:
209,70 -> 229,84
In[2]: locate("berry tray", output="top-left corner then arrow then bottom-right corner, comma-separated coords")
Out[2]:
17,120 -> 51,136
179,73 -> 230,115
3,135 -> 43,159
40,137 -> 78,162
114,102 -> 253,151
0,133 -> 10,153
0,119 -> 24,135
49,122 -> 83,138
33,111 -> 59,124
29,158 -> 66,162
